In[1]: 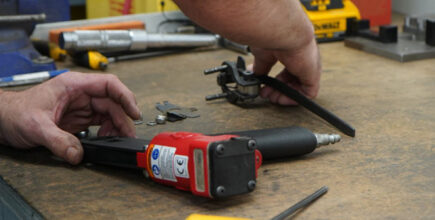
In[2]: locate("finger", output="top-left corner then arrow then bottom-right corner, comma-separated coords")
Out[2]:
39,120 -> 83,165
251,60 -> 275,98
251,48 -> 277,75
58,72 -> 141,121
276,39 -> 321,98
260,69 -> 291,99
91,98 -> 136,137
275,71 -> 304,94
264,69 -> 300,105
99,120 -> 121,137
269,89 -> 281,104
260,86 -> 274,98
58,111 -> 94,133
277,94 -> 298,106
247,64 -> 254,71
97,119 -> 115,136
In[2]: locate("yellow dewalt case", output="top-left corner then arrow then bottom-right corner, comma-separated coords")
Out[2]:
87,0 -> 179,19
300,0 -> 360,42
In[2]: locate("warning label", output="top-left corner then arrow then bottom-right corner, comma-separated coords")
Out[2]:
174,155 -> 189,179
150,145 -> 177,182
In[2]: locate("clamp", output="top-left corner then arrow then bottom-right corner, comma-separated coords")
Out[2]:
204,56 -> 356,137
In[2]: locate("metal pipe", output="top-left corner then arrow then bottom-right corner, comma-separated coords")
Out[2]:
60,30 -> 219,51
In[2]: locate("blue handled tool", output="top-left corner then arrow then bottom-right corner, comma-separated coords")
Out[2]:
0,69 -> 68,87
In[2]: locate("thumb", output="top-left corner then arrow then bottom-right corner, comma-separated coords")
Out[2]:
40,122 -> 84,165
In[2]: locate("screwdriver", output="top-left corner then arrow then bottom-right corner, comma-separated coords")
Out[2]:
32,40 -> 67,61
72,51 -> 109,70
186,186 -> 329,220
72,49 -> 194,70
271,186 -> 328,220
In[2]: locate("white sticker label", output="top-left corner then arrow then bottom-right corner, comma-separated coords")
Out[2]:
174,155 -> 189,179
150,145 -> 177,182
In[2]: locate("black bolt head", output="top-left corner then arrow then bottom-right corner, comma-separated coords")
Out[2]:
216,185 -> 226,195
216,144 -> 225,155
247,139 -> 256,150
247,180 -> 256,191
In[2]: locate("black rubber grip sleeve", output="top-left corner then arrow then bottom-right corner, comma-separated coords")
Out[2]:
220,126 -> 318,160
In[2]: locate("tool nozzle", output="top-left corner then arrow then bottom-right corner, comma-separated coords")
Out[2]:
314,133 -> 341,147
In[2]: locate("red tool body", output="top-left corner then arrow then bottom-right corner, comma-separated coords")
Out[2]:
136,132 -> 262,197
81,126 -> 336,198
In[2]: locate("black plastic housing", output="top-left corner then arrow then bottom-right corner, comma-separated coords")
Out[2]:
427,19 -> 435,46
81,136 -> 149,169
208,137 -> 257,198
347,19 -> 398,43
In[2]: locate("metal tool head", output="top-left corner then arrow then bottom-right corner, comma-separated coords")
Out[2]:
204,56 -> 260,104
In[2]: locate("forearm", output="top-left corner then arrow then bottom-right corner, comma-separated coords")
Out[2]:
0,90 -> 9,145
0,90 -> 21,146
173,0 -> 314,51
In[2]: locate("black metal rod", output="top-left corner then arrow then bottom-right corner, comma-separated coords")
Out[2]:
205,93 -> 228,101
257,75 -> 355,137
204,65 -> 228,75
110,49 -> 184,62
271,186 -> 328,220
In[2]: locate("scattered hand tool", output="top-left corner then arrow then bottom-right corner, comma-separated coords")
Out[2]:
186,214 -> 250,220
72,49 -> 194,70
155,114 -> 167,124
271,186 -> 328,220
80,126 -> 340,198
186,186 -> 328,220
204,56 -> 355,137
32,40 -> 67,61
155,101 -> 200,122
0,13 -> 46,23
106,48 -> 193,63
0,69 -> 68,87
59,30 -> 219,52
71,51 -> 109,70
48,20 -> 145,44
217,36 -> 250,54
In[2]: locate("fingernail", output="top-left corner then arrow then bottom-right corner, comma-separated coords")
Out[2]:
66,147 -> 79,164
134,112 -> 144,125
301,85 -> 314,97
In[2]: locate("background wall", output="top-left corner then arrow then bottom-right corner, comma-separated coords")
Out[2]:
393,0 -> 435,15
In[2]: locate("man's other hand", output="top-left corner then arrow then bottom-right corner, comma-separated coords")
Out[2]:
0,72 -> 141,164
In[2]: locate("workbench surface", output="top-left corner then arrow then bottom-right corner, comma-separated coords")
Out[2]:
1,30 -> 434,220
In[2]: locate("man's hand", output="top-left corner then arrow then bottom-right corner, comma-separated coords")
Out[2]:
0,72 -> 141,164
174,0 -> 322,105
251,38 -> 321,105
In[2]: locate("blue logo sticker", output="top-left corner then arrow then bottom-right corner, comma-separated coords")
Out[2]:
152,148 -> 160,160
152,165 -> 160,175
